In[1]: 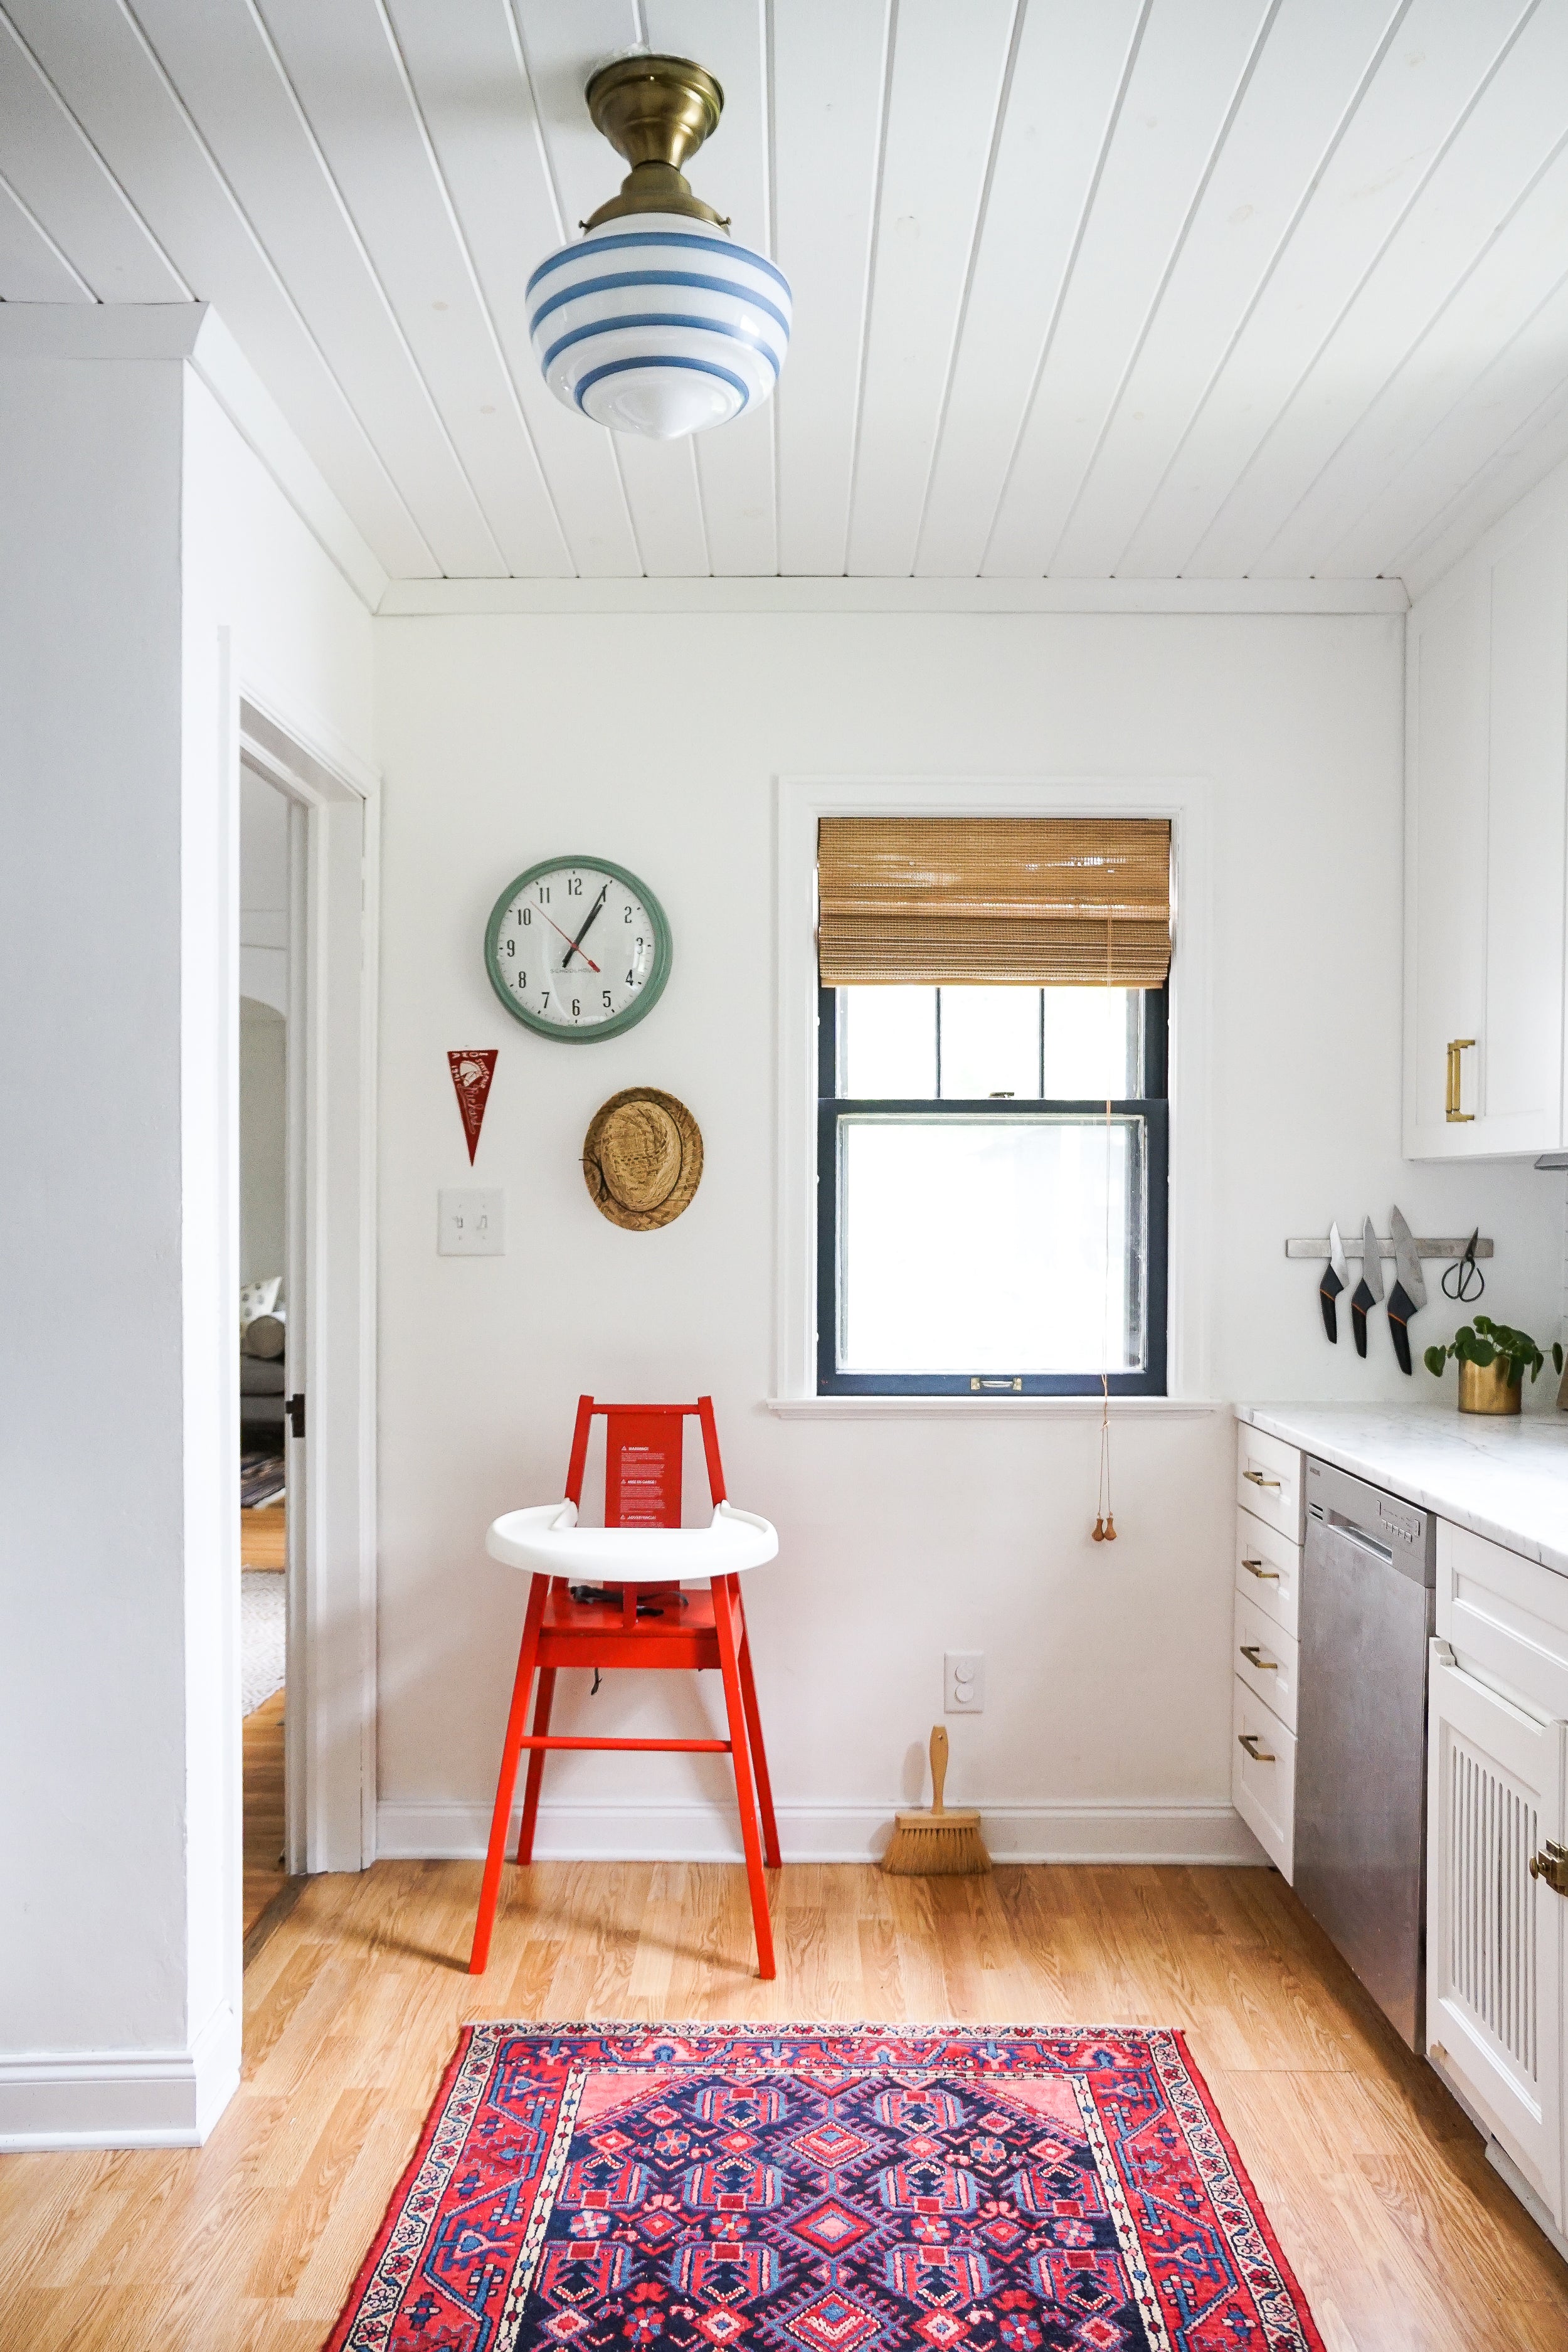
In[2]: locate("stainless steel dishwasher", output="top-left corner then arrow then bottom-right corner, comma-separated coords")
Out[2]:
1295,1456 -> 1436,2050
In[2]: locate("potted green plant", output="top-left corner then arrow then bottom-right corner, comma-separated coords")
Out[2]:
1423,1316 -> 1564,1416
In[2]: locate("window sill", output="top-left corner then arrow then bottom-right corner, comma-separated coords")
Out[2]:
764,1396 -> 1226,1421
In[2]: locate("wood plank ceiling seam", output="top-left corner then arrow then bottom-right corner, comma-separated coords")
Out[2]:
649,0 -> 778,577
392,0 -> 649,576
1389,362 -> 1568,583
0,162 -> 98,300
1038,0 -> 1290,580
776,0 -> 893,578
915,0 -> 1152,582
238,0 -> 532,576
1207,0 -> 1568,576
519,0 -> 711,576
0,4 -> 193,299
4,0 -> 441,578
1294,179 -> 1568,579
982,0 -> 1297,581
847,0 -> 1022,578
1179,0 -> 1547,576
1093,0 -> 1416,584
7,1 -> 1568,581
366,0 -> 581,578
1256,82 -> 1568,576
903,0 -> 1029,580
1113,0 -> 1541,581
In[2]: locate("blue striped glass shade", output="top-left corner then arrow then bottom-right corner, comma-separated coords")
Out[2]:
529,215 -> 792,439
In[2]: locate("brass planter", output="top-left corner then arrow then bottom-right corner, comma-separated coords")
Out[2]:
1458,1357 -> 1522,1415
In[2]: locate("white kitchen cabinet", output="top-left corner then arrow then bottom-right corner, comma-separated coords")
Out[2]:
1404,491 -> 1568,1158
1427,1638 -> 1566,2224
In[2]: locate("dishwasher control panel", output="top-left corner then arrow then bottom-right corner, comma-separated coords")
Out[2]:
1305,1455 -> 1434,1582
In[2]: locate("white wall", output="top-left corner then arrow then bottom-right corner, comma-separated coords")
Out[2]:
0,310 -> 373,2149
240,1004 -> 287,1288
240,769 -> 290,1289
373,610 -> 1564,1867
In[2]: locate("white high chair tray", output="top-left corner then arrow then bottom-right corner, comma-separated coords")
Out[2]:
486,1500 -> 777,1584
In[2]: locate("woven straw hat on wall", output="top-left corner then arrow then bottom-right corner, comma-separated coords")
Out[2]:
583,1088 -> 703,1231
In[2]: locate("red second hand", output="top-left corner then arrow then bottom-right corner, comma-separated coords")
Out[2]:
540,911 -> 600,974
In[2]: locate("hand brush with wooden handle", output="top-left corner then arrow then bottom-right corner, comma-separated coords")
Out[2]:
880,1725 -> 991,1875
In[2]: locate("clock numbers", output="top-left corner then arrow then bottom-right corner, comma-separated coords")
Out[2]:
485,859 -> 669,1039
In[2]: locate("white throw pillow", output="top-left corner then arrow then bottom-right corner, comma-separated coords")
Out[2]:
241,1276 -> 282,1325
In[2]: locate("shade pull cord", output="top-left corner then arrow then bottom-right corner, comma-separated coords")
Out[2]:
1093,911 -> 1118,1544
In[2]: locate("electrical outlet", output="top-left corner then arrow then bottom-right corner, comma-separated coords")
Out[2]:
945,1651 -> 984,1714
438,1188 -> 506,1256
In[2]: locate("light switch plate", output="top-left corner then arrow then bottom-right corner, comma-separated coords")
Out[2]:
438,1188 -> 505,1255
945,1651 -> 984,1714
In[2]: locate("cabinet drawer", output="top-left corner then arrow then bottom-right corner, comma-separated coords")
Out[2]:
1438,1519 -> 1568,1718
1235,1423 -> 1304,1544
1234,1589 -> 1300,1732
1234,1508 -> 1300,1640
1232,1678 -> 1295,1880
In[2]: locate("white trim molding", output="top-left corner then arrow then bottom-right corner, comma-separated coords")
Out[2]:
0,2001 -> 239,2152
238,696 -> 380,1876
765,1397 -> 1226,1420
378,576 -> 1409,618
775,775 -> 1214,1405
0,304 -> 388,611
378,1800 -> 1265,1868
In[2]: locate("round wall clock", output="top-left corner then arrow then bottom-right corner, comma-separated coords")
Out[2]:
484,856 -> 672,1042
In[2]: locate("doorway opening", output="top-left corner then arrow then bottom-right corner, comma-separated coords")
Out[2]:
240,763 -> 295,1938
230,694 -> 378,1980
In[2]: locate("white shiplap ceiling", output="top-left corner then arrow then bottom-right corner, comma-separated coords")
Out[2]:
4,0 -> 1568,586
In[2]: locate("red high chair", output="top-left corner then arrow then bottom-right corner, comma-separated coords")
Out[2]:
468,1396 -> 780,1978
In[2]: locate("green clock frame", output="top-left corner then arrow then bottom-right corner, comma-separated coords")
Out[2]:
483,856 -> 673,1042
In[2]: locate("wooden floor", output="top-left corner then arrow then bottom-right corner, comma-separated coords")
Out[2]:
241,1503 -> 290,1936
243,1689 -> 289,1937
241,1503 -> 286,1569
2,1861 -> 1564,2349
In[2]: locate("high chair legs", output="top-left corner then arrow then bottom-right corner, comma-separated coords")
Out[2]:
467,1572 -> 778,1979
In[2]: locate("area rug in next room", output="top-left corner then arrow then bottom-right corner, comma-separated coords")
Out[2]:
326,2022 -> 1323,2351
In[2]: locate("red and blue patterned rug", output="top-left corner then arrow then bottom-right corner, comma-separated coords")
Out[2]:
326,2023 -> 1323,2351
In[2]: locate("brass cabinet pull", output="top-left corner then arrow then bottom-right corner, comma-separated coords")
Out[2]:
1242,1470 -> 1281,1488
1237,1731 -> 1276,1763
1241,1558 -> 1279,1579
1446,1037 -> 1476,1123
1239,1644 -> 1278,1670
1529,1841 -> 1568,1895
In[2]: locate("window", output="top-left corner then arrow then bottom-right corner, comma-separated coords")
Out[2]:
813,816 -> 1172,1397
817,985 -> 1168,1394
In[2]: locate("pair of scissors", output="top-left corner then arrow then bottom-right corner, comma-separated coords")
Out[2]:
1442,1228 -> 1485,1303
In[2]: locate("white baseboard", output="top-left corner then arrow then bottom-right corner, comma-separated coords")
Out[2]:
0,1999 -> 240,2152
376,1799 -> 1267,1867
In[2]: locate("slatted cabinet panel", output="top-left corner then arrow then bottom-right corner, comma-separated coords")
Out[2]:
1426,1640 -> 1566,2225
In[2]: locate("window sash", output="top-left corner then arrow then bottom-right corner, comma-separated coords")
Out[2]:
816,988 -> 1168,1397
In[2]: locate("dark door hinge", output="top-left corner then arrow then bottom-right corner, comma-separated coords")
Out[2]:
285,1393 -> 306,1440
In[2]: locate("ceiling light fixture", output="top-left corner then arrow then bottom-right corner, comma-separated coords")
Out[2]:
527,53 -> 791,441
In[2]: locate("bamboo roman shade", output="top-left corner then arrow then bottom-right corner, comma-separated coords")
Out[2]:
817,817 -> 1173,987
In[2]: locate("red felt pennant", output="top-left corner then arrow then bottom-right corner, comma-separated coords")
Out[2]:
447,1049 -> 498,1164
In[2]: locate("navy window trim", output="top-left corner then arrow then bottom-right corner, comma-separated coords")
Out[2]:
815,985 -> 1170,1397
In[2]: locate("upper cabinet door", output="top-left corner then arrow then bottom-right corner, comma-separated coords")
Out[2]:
1405,509 -> 1568,1159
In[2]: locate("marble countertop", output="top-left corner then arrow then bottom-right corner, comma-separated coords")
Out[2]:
1237,1403 -> 1568,1576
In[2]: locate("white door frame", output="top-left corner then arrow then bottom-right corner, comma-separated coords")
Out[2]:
238,689 -> 378,1875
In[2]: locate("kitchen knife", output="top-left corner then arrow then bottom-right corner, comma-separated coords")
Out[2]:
1319,1221 -> 1348,1343
1386,1204 -> 1426,1377
1350,1216 -> 1382,1359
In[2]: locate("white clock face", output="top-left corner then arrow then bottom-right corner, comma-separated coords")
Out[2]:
486,860 -> 670,1040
